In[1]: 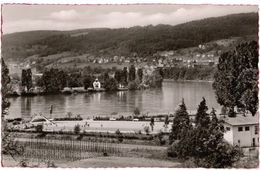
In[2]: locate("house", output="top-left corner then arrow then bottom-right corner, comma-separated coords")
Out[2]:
93,79 -> 101,89
223,114 -> 259,147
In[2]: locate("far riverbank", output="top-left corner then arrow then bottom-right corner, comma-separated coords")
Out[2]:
163,79 -> 213,83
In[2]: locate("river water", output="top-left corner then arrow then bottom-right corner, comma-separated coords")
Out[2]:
7,81 -> 220,119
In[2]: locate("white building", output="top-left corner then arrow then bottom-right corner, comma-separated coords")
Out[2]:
93,79 -> 101,89
223,115 -> 259,147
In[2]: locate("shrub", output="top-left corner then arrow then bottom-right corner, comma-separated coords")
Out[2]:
133,107 -> 140,117
46,160 -> 56,168
144,126 -> 150,135
115,129 -> 121,135
128,81 -> 138,90
19,159 -> 28,167
167,140 -> 180,158
118,135 -> 123,143
35,124 -> 43,132
74,124 -> 81,135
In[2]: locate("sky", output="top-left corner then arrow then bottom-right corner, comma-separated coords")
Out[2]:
2,4 -> 258,34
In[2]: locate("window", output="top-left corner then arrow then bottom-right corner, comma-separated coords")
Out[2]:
226,127 -> 231,131
252,138 -> 256,147
255,126 -> 258,135
245,126 -> 250,131
238,127 -> 243,132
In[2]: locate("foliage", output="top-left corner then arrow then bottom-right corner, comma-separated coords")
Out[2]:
128,81 -> 138,90
162,67 -> 216,81
21,69 -> 32,91
115,129 -> 121,135
168,98 -> 242,168
67,72 -> 82,87
150,117 -> 155,131
83,74 -> 94,89
74,124 -> 81,135
169,99 -> 191,144
1,59 -> 10,116
128,65 -> 136,82
232,157 -> 259,168
195,97 -> 210,128
164,115 -> 169,127
133,107 -> 141,117
137,68 -> 143,82
38,68 -> 67,93
35,124 -> 43,132
213,41 -> 258,116
66,112 -> 73,118
144,126 -> 150,135
104,78 -> 118,91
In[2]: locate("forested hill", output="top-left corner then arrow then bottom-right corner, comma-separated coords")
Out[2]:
2,12 -> 258,61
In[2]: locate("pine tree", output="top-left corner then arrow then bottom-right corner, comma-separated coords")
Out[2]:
169,99 -> 191,144
195,97 -> 210,128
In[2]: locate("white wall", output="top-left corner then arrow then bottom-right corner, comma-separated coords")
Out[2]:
224,124 -> 233,145
232,124 -> 259,147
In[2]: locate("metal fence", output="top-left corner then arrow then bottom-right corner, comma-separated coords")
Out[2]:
18,138 -> 122,161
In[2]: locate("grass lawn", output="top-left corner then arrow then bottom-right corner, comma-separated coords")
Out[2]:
57,156 -> 182,168
2,155 -> 181,168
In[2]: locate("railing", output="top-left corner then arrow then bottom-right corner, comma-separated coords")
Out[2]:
17,138 -> 122,162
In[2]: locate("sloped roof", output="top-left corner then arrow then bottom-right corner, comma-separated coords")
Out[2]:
224,114 -> 259,126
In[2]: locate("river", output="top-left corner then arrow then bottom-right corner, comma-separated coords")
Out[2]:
7,81 -> 220,119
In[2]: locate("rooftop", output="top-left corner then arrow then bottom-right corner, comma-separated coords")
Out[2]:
223,114 -> 259,126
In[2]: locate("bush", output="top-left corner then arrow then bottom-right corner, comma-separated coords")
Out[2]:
74,124 -> 81,135
133,108 -> 140,117
35,124 -> 43,132
115,129 -> 121,135
167,140 -> 179,158
128,81 -> 138,90
46,160 -> 56,168
144,126 -> 150,135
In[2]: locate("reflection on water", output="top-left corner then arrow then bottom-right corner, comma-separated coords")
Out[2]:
7,81 -> 220,119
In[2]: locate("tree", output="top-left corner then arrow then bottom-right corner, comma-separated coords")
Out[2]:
150,117 -> 155,131
195,97 -> 210,128
2,59 -> 24,160
164,115 -> 169,128
39,68 -> 67,93
133,107 -> 140,117
169,99 -> 191,144
137,68 -> 143,82
21,68 -> 32,92
114,70 -> 122,83
67,72 -> 82,88
122,67 -> 128,85
2,59 -> 10,116
128,65 -> 136,81
213,41 -> 258,116
83,74 -> 93,89
168,104 -> 242,168
104,78 -> 118,91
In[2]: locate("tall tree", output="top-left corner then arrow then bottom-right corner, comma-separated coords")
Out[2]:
114,70 -> 121,83
195,97 -> 210,128
137,68 -> 143,82
169,99 -> 191,143
1,59 -> 10,116
2,59 -> 24,159
213,41 -> 258,116
122,67 -> 128,85
83,74 -> 93,89
21,68 -> 32,92
128,65 -> 136,82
